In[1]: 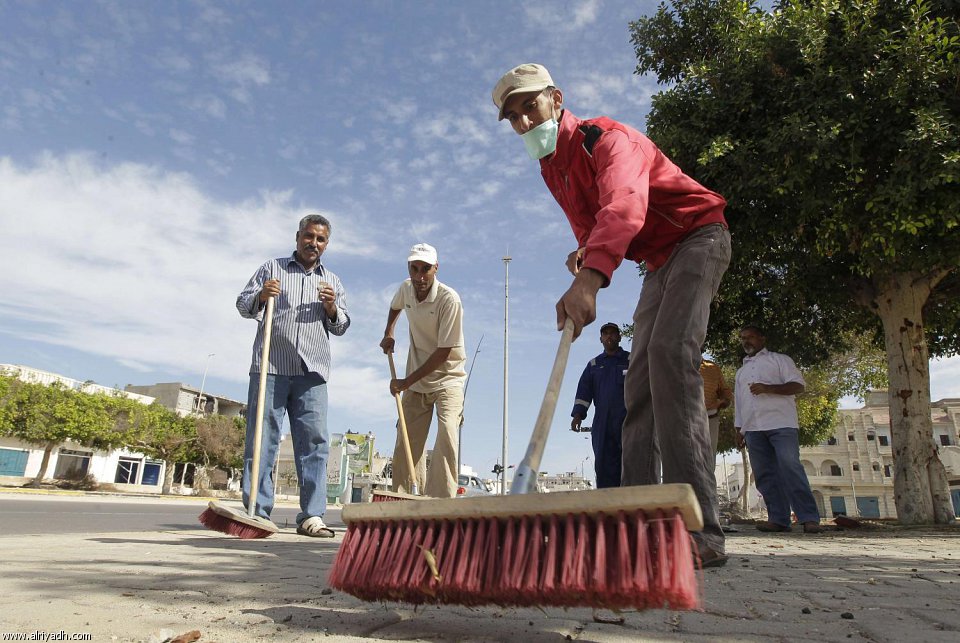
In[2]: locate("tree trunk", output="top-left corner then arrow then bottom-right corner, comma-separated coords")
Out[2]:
193,465 -> 209,492
872,271 -> 954,525
161,458 -> 175,495
28,441 -> 57,487
738,447 -> 752,515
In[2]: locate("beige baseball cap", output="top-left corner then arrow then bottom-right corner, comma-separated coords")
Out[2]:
407,242 -> 438,265
492,63 -> 554,121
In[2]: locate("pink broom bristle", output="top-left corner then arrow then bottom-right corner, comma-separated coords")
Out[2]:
371,492 -> 406,502
329,508 -> 700,610
197,508 -> 273,540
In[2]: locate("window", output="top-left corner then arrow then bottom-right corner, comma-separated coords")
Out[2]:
54,449 -> 91,480
142,461 -> 162,486
827,436 -> 838,446
884,465 -> 892,477
867,431 -> 876,441
830,464 -> 842,476
848,434 -> 856,442
173,462 -> 195,487
872,462 -> 881,472
940,435 -> 951,446
115,457 -> 141,484
852,462 -> 860,472
878,435 -> 889,446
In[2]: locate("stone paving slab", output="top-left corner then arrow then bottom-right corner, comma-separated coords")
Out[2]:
0,518 -> 958,642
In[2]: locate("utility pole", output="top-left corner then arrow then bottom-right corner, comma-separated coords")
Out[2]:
459,335 -> 483,478
195,353 -> 215,414
501,255 -> 511,495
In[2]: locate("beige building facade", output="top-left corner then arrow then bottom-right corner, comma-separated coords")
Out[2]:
803,390 -> 960,519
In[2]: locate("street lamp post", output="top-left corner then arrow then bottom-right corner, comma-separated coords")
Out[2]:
195,352 -> 215,414
501,255 -> 510,494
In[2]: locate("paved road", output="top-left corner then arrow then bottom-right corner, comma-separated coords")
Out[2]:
0,493 -> 342,535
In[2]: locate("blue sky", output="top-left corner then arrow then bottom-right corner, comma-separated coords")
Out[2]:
2,0 -> 958,483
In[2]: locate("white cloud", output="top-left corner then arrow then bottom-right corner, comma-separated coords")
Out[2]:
169,128 -> 195,146
211,52 -> 271,103
156,48 -> 194,74
343,139 -> 367,155
931,356 -> 960,400
185,94 -> 227,119
524,0 -> 601,32
0,153 -> 387,418
565,73 -> 656,118
377,97 -> 418,125
463,180 -> 503,209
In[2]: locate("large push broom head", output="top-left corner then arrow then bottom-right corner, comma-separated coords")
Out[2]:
199,501 -> 279,539
330,483 -> 703,610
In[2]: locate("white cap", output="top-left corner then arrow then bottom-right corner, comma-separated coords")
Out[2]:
407,243 -> 438,265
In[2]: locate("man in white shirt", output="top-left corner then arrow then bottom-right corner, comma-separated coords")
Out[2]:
734,325 -> 821,534
380,243 -> 466,498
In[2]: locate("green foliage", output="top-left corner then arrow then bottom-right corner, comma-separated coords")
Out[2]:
126,402 -> 197,463
0,377 -> 116,448
0,374 -> 199,468
629,0 -> 960,363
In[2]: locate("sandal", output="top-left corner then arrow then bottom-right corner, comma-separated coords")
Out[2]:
297,516 -> 335,538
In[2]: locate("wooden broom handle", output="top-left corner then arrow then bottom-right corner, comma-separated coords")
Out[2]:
387,352 -> 419,495
511,318 -> 575,494
248,295 -> 274,518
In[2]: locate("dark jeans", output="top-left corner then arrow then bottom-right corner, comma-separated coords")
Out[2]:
745,428 -> 820,525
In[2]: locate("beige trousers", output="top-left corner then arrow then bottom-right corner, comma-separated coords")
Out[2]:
391,385 -> 463,499
708,414 -> 720,456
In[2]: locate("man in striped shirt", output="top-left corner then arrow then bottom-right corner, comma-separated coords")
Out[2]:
236,214 -> 350,538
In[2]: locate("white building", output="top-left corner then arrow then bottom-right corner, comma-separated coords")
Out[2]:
536,471 -> 593,493
0,364 -> 244,494
715,458 -> 764,514
0,364 -> 166,492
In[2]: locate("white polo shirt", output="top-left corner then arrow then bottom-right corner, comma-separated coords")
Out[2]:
734,348 -> 805,432
391,278 -> 466,394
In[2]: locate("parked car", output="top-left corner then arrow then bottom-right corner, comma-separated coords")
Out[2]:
457,474 -> 493,497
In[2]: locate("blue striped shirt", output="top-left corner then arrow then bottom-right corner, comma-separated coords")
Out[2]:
236,254 -> 350,381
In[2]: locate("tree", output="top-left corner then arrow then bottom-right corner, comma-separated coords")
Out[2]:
0,377 -> 118,486
195,414 -> 245,488
125,402 -> 197,495
630,0 -> 959,524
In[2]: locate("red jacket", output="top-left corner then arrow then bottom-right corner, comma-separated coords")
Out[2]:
540,110 -> 727,279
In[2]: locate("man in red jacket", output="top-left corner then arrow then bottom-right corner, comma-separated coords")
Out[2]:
493,63 -> 732,567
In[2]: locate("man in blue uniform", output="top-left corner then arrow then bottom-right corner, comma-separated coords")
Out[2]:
571,322 -> 630,488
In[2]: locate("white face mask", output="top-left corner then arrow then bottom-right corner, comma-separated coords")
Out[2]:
521,118 -> 559,160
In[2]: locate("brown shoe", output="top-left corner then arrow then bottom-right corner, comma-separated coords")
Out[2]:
756,521 -> 791,532
802,521 -> 822,534
698,546 -> 729,568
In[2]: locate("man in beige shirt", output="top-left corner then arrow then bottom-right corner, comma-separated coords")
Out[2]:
700,357 -> 732,455
380,243 -> 466,498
